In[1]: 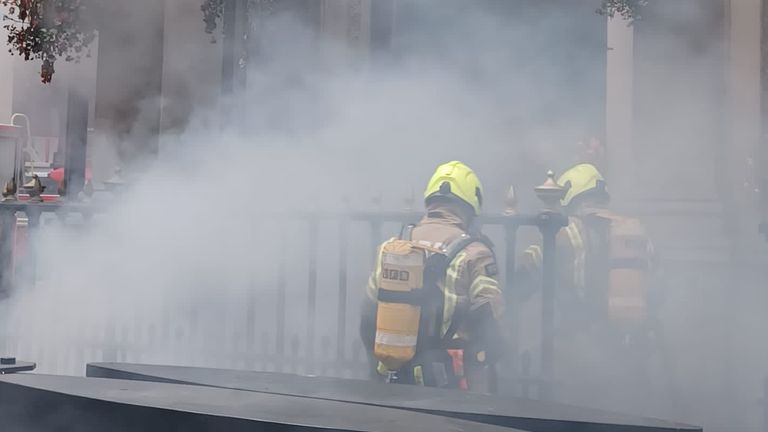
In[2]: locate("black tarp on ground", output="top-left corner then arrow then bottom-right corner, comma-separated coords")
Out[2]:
87,362 -> 702,432
0,373 -> 521,432
0,360 -> 35,374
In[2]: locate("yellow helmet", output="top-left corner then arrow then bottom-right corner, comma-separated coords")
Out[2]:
558,163 -> 608,208
424,161 -> 484,215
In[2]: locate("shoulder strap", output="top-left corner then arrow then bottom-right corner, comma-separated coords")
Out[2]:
437,233 -> 495,345
399,223 -> 416,241
443,233 -> 492,263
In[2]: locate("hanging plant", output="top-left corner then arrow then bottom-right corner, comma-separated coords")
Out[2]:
1,0 -> 228,83
201,0 -> 277,39
597,0 -> 648,23
1,0 -> 97,83
201,0 -> 224,36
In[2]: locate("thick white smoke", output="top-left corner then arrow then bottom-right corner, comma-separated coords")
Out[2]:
0,1 -> 765,431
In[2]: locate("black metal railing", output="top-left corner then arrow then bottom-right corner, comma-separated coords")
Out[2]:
0,199 -> 103,295
0,201 -> 566,398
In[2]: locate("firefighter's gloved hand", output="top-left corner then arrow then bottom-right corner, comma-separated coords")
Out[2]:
359,297 -> 380,378
466,302 -> 506,365
359,297 -> 377,352
465,362 -> 498,395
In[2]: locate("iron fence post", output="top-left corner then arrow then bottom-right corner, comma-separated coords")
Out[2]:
306,219 -> 318,373
521,350 -> 532,399
276,231 -> 286,358
370,221 -> 382,262
763,377 -> 768,432
246,275 -> 257,369
337,218 -> 349,363
503,220 -> 520,394
537,211 -> 567,401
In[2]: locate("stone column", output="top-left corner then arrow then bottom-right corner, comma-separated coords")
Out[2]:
728,0 -> 762,255
721,5 -> 765,430
605,15 -> 634,204
320,0 -> 372,61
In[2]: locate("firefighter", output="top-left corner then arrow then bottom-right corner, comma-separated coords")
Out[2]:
359,161 -> 505,393
518,163 -> 659,339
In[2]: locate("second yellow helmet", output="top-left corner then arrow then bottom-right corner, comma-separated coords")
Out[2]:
424,161 -> 484,215
558,163 -> 608,208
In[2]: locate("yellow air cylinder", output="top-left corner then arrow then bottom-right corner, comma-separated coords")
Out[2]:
608,269 -> 648,325
607,219 -> 650,328
375,240 -> 426,371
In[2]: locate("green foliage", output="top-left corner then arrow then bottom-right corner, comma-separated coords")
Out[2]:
597,0 -> 647,22
201,0 -> 224,36
1,0 -> 96,83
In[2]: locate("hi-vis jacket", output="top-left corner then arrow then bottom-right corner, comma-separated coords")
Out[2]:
366,206 -> 505,343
